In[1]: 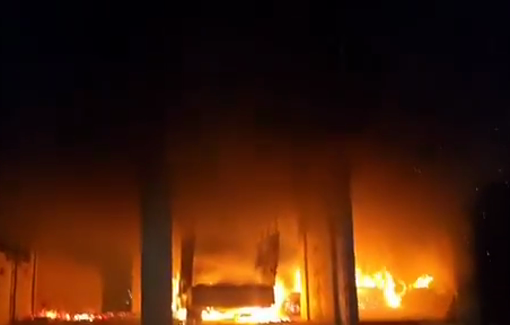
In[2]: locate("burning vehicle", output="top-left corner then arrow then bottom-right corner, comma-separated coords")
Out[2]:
169,217 -> 449,324
172,230 -> 299,324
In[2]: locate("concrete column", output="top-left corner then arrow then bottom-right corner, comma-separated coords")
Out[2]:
334,190 -> 359,325
140,158 -> 172,325
293,146 -> 335,323
329,163 -> 358,325
14,256 -> 33,320
306,214 -> 334,322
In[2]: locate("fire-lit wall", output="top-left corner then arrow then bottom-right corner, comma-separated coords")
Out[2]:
0,252 -> 12,325
34,252 -> 102,313
131,253 -> 140,314
0,251 -> 34,324
14,255 -> 34,320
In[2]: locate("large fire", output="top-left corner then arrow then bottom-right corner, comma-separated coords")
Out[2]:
170,268 -> 434,323
34,268 -> 434,323
356,268 -> 434,310
171,275 -> 290,324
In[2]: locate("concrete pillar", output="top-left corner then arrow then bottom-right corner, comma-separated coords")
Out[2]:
133,222 -> 180,316
306,214 -> 334,322
328,162 -> 359,325
331,195 -> 359,325
140,158 -> 172,325
14,256 -> 33,320
302,148 -> 359,325
293,147 -> 335,323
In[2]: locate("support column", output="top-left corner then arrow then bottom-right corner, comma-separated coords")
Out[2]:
327,154 -> 358,325
337,165 -> 359,325
338,174 -> 359,325
293,147 -> 311,322
329,219 -> 342,325
141,157 -> 172,325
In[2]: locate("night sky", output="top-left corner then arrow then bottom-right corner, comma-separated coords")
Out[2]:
1,1 -> 509,301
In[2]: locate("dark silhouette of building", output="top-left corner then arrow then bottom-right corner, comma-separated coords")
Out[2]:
472,182 -> 510,324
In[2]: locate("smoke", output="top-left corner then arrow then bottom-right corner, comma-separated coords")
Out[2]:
0,120 -> 489,291
0,157 -> 139,266
170,128 -> 467,288
350,137 -> 461,287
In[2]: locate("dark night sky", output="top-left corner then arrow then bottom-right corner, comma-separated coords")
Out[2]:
1,3 -> 509,155
1,2 -> 509,280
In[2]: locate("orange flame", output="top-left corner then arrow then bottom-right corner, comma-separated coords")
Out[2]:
356,268 -> 433,309
35,267 -> 433,322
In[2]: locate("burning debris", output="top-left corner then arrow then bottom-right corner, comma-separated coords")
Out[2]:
30,267 -> 437,323
32,309 -> 133,322
356,269 -> 434,310
171,273 -> 292,323
169,267 -> 436,323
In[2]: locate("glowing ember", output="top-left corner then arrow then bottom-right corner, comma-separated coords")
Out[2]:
201,306 -> 288,324
34,309 -> 111,322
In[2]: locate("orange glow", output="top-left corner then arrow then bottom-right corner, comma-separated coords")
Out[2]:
35,267 -> 434,322
356,268 -> 433,310
293,269 -> 302,293
34,309 -> 127,322
411,274 -> 434,289
173,278 -> 290,323
172,273 -> 180,313
172,267 -> 434,322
